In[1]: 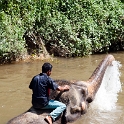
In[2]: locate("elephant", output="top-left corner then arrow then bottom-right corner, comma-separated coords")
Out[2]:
7,54 -> 115,124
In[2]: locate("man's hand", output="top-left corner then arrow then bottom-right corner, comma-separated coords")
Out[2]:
63,85 -> 70,91
57,85 -> 70,92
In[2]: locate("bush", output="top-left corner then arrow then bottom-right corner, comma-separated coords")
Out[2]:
0,0 -> 36,63
0,0 -> 124,62
35,0 -> 124,56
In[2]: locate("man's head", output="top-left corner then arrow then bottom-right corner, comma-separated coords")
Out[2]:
42,63 -> 53,76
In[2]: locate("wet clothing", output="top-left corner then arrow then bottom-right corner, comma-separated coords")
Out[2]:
29,73 -> 58,108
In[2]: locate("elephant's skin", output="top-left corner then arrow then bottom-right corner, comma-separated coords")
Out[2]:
7,54 -> 115,124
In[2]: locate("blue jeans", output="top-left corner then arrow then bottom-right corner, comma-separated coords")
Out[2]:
42,99 -> 66,121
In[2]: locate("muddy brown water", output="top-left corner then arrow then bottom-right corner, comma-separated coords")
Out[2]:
0,52 -> 124,124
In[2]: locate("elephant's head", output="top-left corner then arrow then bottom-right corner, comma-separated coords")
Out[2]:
50,80 -> 89,123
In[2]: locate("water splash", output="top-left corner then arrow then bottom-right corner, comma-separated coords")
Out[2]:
91,61 -> 122,111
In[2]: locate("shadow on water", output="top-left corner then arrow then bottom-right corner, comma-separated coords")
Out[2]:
0,52 -> 124,124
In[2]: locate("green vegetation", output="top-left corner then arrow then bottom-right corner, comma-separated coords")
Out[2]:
0,0 -> 124,62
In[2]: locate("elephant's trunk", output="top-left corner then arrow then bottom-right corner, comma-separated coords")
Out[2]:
86,54 -> 115,102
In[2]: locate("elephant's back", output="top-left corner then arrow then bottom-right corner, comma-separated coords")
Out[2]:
7,107 -> 49,124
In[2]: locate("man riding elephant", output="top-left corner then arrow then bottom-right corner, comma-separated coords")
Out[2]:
29,62 -> 70,124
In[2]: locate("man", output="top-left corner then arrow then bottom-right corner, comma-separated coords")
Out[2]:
29,62 -> 70,124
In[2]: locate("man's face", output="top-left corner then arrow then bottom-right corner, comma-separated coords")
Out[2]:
47,70 -> 51,76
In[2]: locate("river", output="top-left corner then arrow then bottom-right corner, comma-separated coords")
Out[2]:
0,52 -> 124,124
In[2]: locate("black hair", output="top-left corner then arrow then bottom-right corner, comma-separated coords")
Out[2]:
42,63 -> 53,73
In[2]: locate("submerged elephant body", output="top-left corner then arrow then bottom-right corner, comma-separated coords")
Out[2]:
7,54 -> 115,124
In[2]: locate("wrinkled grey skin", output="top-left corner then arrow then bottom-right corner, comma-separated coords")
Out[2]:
7,54 -> 115,124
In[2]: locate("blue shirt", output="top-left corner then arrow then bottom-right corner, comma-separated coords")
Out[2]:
29,73 -> 58,108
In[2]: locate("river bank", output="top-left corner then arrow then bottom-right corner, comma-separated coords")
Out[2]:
0,53 -> 54,65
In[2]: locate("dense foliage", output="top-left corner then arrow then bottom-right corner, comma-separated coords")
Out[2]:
0,0 -> 124,62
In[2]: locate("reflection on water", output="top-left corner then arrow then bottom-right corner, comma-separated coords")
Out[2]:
0,53 -> 124,124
